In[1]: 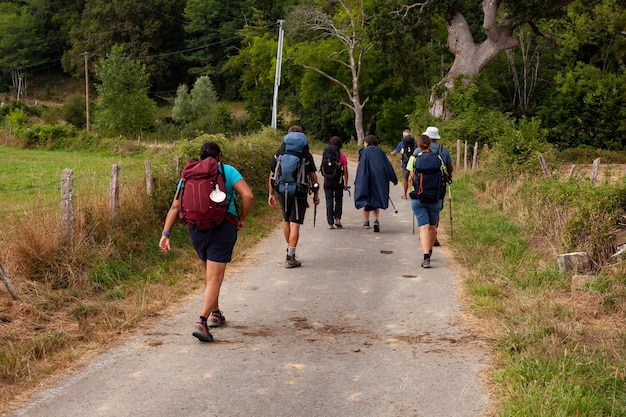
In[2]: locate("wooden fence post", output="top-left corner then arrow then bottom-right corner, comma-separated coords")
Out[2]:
145,161 -> 153,196
110,164 -> 120,224
591,158 -> 601,183
174,156 -> 180,174
456,140 -> 461,171
60,168 -> 74,244
0,262 -> 19,300
472,142 -> 478,170
538,154 -> 550,176
464,141 -> 468,170
568,165 -> 576,178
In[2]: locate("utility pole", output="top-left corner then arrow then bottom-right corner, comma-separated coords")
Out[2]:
17,77 -> 23,101
81,52 -> 91,132
271,20 -> 285,129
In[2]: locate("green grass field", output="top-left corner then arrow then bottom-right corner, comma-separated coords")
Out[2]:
0,146 -> 148,211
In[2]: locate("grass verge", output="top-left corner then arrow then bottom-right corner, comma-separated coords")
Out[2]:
449,174 -> 626,416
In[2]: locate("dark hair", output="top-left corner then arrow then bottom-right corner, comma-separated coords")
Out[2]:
364,134 -> 379,146
328,136 -> 342,148
200,142 -> 221,161
287,125 -> 304,133
417,134 -> 431,149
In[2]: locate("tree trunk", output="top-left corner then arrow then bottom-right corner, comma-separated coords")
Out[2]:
429,1 -> 518,119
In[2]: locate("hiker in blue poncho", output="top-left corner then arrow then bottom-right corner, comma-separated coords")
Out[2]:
354,134 -> 398,232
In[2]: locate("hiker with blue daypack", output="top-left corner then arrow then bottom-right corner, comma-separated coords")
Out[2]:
268,126 -> 320,268
407,135 -> 445,268
419,126 -> 453,247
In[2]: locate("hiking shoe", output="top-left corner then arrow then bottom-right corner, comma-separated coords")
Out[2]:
328,224 -> 335,229
421,258 -> 431,268
192,321 -> 213,342
285,254 -> 302,268
208,310 -> 225,328
334,219 -> 343,228
373,220 -> 380,233
434,239 -> 440,247
363,221 -> 370,229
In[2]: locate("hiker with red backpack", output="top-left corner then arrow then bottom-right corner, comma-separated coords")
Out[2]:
159,141 -> 254,342
268,125 -> 320,268
407,135 -> 445,268
320,136 -> 349,229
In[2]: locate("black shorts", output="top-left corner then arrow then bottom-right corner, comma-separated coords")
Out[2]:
277,194 -> 308,224
188,222 -> 238,263
401,166 -> 410,180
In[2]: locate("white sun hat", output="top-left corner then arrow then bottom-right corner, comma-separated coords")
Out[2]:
422,126 -> 440,139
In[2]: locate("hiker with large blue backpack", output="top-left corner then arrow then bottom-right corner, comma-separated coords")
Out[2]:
419,126 -> 453,247
268,126 -> 320,268
320,136 -> 349,229
407,134 -> 446,268
159,141 -> 254,342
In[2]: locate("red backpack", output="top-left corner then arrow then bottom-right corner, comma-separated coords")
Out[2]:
178,158 -> 229,230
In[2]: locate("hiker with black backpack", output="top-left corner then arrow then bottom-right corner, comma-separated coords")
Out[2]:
320,136 -> 349,229
407,135 -> 445,268
419,126 -> 453,247
390,129 -> 416,200
268,126 -> 320,268
159,141 -> 254,342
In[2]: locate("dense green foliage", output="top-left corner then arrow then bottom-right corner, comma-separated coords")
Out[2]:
94,45 -> 156,136
1,0 -> 624,149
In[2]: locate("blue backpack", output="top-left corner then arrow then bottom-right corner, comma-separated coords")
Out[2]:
273,132 -> 309,198
412,151 -> 445,203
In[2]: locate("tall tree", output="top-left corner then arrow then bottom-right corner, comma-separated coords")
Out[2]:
395,0 -> 578,118
288,0 -> 374,145
0,3 -> 48,97
94,45 -> 156,136
63,0 -> 186,90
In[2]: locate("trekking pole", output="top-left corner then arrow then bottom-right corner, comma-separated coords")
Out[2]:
388,196 -> 398,214
448,186 -> 453,240
311,182 -> 319,228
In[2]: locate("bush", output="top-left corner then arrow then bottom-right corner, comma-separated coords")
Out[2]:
63,94 -> 87,128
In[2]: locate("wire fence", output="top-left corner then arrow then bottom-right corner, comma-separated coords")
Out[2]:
0,161 -> 156,241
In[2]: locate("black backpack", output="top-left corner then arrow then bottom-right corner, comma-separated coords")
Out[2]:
401,136 -> 416,165
412,151 -> 445,203
320,145 -> 342,182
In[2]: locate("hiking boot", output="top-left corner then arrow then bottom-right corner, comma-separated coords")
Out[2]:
334,219 -> 343,228
285,254 -> 302,268
363,221 -> 370,229
373,220 -> 380,233
192,321 -> 213,342
328,224 -> 335,229
421,258 -> 431,268
208,310 -> 226,328
434,239 -> 440,247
